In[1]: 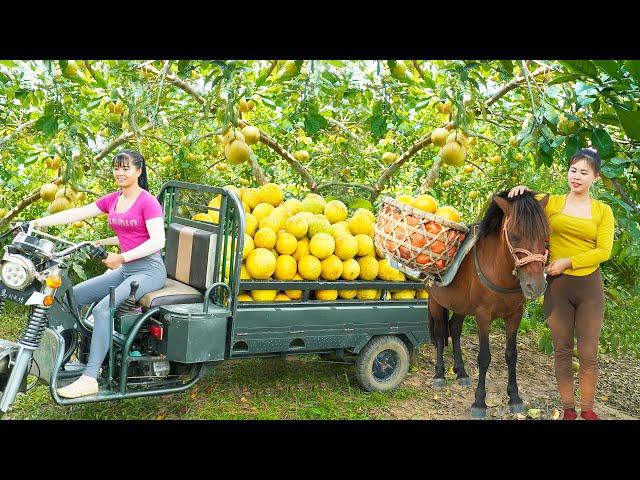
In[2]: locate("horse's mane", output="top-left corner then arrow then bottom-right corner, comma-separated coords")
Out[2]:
478,191 -> 549,240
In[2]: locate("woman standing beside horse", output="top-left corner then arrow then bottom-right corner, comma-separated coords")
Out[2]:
509,148 -> 614,420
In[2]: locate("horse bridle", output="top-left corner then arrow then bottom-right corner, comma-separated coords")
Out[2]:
473,218 -> 549,294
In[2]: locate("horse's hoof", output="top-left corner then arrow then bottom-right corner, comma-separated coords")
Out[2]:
433,378 -> 446,388
509,401 -> 525,414
457,377 -> 472,387
471,406 -> 487,419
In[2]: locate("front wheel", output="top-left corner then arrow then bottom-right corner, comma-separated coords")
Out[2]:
355,336 -> 410,392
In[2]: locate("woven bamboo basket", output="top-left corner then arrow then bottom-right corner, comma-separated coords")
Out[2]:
374,196 -> 469,276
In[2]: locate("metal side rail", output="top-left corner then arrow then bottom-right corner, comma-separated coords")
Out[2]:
50,308 -> 204,406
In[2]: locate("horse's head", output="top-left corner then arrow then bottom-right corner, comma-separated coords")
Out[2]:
492,192 -> 550,299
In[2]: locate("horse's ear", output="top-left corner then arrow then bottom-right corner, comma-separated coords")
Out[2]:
493,195 -> 512,214
538,194 -> 550,209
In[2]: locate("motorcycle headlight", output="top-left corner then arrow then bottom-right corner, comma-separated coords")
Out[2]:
0,255 -> 36,291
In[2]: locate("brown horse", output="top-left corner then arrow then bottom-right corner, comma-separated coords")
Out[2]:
427,191 -> 550,418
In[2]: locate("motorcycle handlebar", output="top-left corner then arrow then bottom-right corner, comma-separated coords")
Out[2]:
4,226 -> 108,261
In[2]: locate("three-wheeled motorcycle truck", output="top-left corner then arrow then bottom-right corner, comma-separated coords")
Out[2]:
0,181 -> 429,414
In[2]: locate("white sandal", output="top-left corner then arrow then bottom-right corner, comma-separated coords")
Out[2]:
57,375 -> 99,399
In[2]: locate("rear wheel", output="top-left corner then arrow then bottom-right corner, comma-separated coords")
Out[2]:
355,336 -> 410,392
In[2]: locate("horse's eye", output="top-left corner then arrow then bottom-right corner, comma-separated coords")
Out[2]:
509,234 -> 520,243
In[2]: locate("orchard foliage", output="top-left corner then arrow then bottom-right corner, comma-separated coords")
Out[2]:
0,60 -> 638,287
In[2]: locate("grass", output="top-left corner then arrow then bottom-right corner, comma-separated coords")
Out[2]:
5,356 -> 427,420
2,303 -> 426,420
2,291 -> 638,419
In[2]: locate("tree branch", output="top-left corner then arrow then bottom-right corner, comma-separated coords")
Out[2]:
236,119 -> 317,190
0,177 -> 63,228
263,60 -> 278,81
140,64 -> 206,105
326,117 -> 363,144
248,155 -> 267,186
486,65 -> 551,107
370,123 -> 454,201
95,122 -> 154,162
316,182 -> 375,193
0,119 -> 37,149
611,178 -> 640,214
420,155 -> 444,193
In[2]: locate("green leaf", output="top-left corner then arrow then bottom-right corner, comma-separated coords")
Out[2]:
548,73 -> 582,86
591,128 -> 615,159
34,114 -> 58,137
594,113 -> 619,127
372,101 -> 383,117
600,163 -> 625,179
261,97 -> 276,108
538,145 -> 553,166
623,60 -> 640,83
614,106 -> 640,141
72,263 -> 87,281
303,111 -> 327,135
610,157 -> 632,165
564,135 -> 583,162
593,60 -> 622,80
499,60 -> 513,75
326,60 -> 345,68
559,60 -> 599,80
0,60 -> 18,68
369,115 -> 387,138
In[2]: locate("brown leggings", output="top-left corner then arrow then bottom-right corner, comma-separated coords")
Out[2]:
544,269 -> 604,411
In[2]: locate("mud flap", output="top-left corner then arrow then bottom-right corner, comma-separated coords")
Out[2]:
0,339 -> 26,395
29,328 -> 62,385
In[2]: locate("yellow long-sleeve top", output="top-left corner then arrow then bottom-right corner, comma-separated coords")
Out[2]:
535,194 -> 615,276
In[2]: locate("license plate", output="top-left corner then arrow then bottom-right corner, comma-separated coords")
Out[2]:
0,283 -> 38,305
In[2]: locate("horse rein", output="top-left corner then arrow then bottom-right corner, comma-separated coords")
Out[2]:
473,219 -> 549,295
502,217 -> 549,275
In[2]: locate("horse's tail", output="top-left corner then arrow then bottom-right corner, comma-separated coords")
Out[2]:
442,306 -> 450,347
427,302 -> 451,346
428,308 -> 435,345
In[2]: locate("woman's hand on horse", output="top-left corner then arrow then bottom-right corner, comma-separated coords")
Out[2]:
508,185 -> 532,198
102,252 -> 125,270
545,258 -> 572,276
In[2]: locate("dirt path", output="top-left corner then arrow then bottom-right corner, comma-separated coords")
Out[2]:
376,331 -> 638,420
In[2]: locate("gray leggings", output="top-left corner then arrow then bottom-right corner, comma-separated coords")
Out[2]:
73,253 -> 167,378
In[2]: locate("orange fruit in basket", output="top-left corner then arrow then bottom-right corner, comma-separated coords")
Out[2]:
406,215 -> 420,227
448,230 -> 459,242
448,246 -> 458,257
431,241 -> 445,254
435,259 -> 446,269
434,206 -> 461,223
416,254 -> 429,264
410,232 -> 426,248
425,222 -> 442,235
458,233 -> 466,242
399,246 -> 411,259
386,239 -> 396,252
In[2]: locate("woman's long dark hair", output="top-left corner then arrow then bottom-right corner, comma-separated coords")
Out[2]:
113,150 -> 149,191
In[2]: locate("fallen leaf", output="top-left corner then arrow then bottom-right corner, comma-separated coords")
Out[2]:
156,414 -> 166,420
527,408 -> 541,419
433,394 -> 439,401
515,413 -> 527,420
240,396 -> 248,403
551,409 -> 560,420
600,395 -> 608,402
